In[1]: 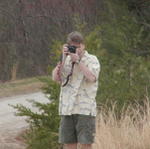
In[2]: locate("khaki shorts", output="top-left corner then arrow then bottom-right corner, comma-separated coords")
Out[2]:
58,114 -> 96,144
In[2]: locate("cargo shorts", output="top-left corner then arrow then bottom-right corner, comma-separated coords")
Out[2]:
58,114 -> 96,144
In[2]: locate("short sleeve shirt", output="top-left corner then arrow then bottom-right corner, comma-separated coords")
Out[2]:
59,50 -> 100,116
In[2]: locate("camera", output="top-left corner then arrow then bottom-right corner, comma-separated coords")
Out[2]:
67,45 -> 77,53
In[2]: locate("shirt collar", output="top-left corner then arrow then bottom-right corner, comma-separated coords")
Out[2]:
81,50 -> 88,61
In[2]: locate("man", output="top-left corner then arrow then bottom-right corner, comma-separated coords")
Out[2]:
52,31 -> 100,149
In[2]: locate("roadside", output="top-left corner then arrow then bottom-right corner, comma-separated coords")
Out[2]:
0,92 -> 49,149
0,76 -> 49,149
0,76 -> 47,98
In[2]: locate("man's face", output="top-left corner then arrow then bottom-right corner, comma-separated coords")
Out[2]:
68,42 -> 85,55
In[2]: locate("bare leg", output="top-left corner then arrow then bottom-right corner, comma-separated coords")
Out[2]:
64,143 -> 77,149
78,144 -> 92,149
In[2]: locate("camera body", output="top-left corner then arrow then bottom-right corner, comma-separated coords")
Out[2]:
67,45 -> 77,53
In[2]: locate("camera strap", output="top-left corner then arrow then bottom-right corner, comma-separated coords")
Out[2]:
62,62 -> 75,87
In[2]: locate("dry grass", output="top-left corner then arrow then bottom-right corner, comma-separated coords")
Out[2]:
93,97 -> 150,149
0,76 -> 46,98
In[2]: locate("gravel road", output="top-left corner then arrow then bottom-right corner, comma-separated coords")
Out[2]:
0,92 -> 49,149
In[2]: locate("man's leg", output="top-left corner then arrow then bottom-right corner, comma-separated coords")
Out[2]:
59,116 -> 77,148
64,143 -> 77,149
76,115 -> 96,149
64,143 -> 92,149
79,144 -> 92,149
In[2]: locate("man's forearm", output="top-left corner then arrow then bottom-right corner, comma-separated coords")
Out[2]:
52,66 -> 61,82
52,58 -> 66,83
78,62 -> 96,82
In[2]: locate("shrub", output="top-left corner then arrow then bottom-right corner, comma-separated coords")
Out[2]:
11,76 -> 61,149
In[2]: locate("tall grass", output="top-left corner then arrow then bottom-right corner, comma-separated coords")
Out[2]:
93,97 -> 150,149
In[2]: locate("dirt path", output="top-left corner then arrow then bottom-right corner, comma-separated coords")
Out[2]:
0,92 -> 49,149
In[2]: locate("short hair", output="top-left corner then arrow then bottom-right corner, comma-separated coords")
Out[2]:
67,31 -> 84,44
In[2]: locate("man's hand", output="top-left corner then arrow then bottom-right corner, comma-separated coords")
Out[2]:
69,53 -> 80,63
62,44 -> 69,61
63,44 -> 80,63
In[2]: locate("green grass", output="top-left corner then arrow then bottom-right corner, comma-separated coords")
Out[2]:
0,76 -> 47,98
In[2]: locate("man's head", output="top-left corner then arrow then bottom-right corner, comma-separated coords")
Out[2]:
67,31 -> 84,44
67,31 -> 85,54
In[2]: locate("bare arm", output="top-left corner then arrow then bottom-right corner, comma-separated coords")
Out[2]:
77,62 -> 96,82
52,44 -> 69,83
52,62 -> 62,83
69,52 -> 97,82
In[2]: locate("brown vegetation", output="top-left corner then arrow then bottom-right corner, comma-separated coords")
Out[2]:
0,76 -> 44,98
93,97 -> 150,149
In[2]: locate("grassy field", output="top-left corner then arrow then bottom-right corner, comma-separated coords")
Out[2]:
0,76 -> 46,98
2,76 -> 150,149
93,97 -> 150,149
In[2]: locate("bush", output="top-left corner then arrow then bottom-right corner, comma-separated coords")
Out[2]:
84,1 -> 150,116
11,76 -> 61,149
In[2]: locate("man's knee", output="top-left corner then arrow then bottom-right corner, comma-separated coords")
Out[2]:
64,143 -> 77,149
79,144 -> 92,149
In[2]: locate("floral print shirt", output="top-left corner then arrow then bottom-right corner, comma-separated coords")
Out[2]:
59,50 -> 100,116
